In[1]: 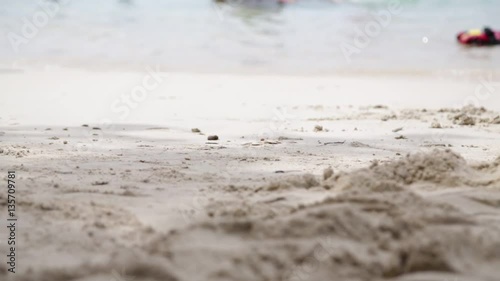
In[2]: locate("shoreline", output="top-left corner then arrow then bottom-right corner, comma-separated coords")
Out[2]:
1,69 -> 499,127
2,60 -> 500,79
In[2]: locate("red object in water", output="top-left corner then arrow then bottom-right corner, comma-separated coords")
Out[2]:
457,28 -> 500,46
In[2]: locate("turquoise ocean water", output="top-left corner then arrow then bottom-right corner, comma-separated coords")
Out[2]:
1,0 -> 499,74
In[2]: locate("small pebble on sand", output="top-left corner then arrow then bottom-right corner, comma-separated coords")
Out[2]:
314,125 -> 323,132
207,135 -> 219,141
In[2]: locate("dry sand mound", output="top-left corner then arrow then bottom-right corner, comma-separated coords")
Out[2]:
325,149 -> 499,191
143,150 -> 500,281
3,150 -> 500,281
148,191 -> 500,281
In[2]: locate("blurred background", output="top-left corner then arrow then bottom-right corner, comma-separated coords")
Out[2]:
1,0 -> 499,74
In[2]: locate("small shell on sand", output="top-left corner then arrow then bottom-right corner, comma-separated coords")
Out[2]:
431,122 -> 442,129
314,125 -> 323,132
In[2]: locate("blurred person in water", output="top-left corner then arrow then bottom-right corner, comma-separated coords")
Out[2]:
214,0 -> 295,7
457,27 -> 500,46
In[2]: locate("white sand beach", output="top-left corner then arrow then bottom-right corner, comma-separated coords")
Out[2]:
1,69 -> 500,280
